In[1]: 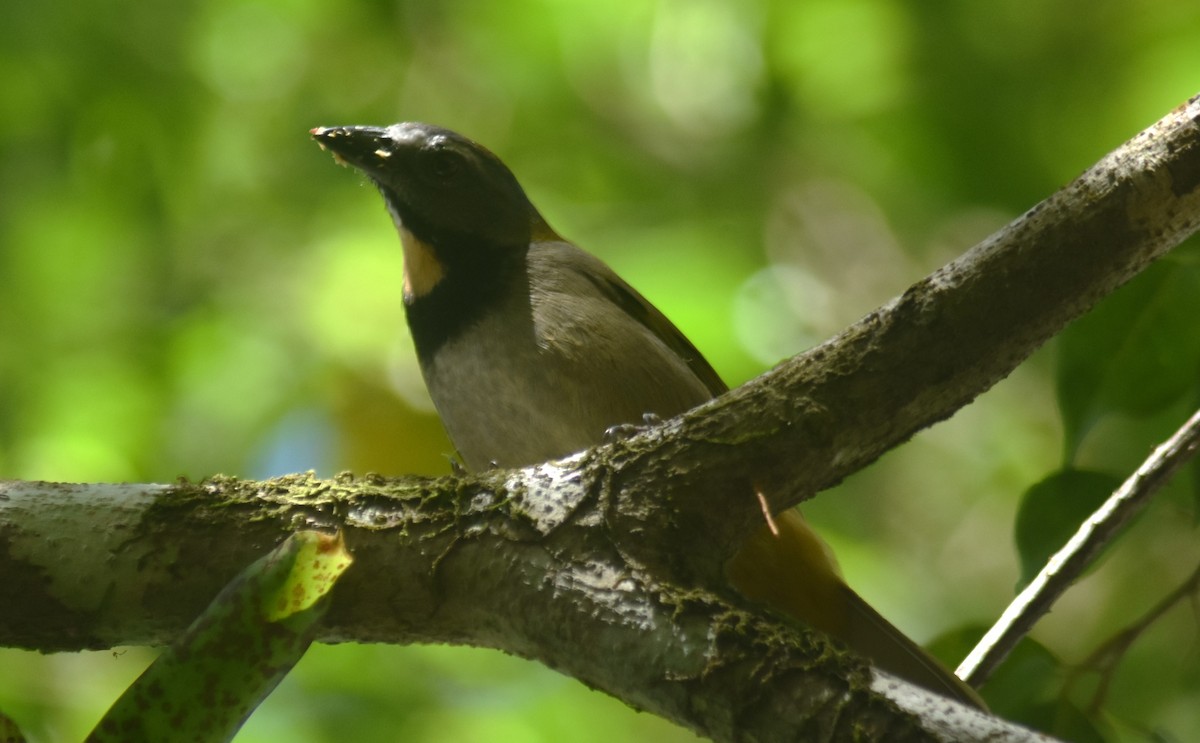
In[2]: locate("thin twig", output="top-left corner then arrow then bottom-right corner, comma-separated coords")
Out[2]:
753,482 -> 780,536
957,407 -> 1200,686
1070,562 -> 1200,712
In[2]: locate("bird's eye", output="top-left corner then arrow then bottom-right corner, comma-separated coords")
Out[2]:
428,147 -> 461,180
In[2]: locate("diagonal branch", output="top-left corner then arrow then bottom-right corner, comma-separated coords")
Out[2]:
1073,561 -> 1200,712
625,93 -> 1200,553
957,406 -> 1200,686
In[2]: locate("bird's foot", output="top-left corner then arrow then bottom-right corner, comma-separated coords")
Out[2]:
446,455 -> 469,476
603,413 -> 665,443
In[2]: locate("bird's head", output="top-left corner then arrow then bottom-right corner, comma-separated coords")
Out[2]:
312,123 -> 555,298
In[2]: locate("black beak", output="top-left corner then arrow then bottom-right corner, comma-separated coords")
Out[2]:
311,126 -> 392,171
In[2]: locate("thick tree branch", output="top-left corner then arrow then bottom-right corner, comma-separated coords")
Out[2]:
623,93 -> 1200,558
1,476 -> 1044,742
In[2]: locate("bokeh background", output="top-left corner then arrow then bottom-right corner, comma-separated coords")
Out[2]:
2,1 -> 1199,741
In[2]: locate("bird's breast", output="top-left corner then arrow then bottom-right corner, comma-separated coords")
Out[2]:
419,285 -> 712,472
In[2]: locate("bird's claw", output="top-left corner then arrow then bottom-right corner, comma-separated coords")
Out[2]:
603,413 -> 665,443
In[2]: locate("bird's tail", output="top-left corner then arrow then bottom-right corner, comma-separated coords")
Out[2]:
835,578 -> 986,708
726,509 -> 985,710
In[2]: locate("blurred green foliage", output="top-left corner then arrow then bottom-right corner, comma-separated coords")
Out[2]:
1,0 -> 1198,740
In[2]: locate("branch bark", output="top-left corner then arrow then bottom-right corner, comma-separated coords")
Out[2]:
632,93 -> 1200,556
3,93 -> 1199,741
2,476 -> 1042,743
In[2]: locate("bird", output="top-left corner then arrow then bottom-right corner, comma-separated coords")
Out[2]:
312,122 -> 985,709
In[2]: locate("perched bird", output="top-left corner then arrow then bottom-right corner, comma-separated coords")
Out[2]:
312,122 -> 984,709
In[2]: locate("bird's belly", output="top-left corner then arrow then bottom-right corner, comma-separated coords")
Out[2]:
419,316 -> 710,471
422,345 -> 606,470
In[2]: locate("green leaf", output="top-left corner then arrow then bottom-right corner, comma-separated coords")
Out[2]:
1056,260 -> 1200,458
263,528 -> 353,620
1014,469 -> 1122,589
925,623 -> 985,673
1025,698 -> 1111,743
88,530 -> 353,743
960,632 -> 1112,742
973,635 -> 1061,718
